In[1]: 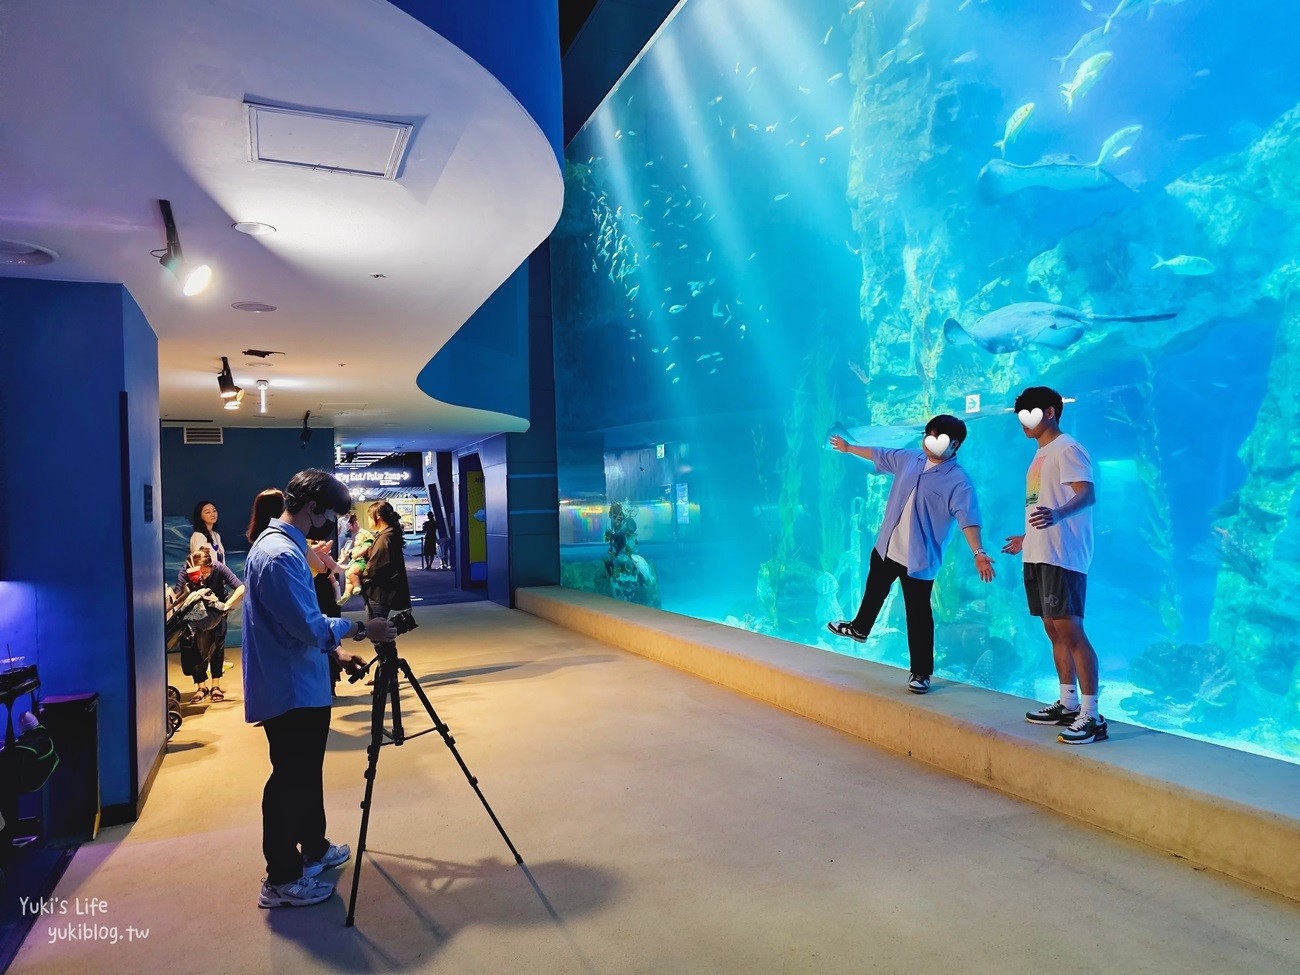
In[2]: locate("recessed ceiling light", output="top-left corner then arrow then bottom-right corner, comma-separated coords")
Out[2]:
233,222 -> 276,236
0,238 -> 58,266
231,301 -> 277,313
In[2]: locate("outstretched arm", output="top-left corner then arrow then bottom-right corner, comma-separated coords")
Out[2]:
829,434 -> 875,461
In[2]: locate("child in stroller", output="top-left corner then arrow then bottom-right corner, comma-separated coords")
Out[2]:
168,548 -> 244,703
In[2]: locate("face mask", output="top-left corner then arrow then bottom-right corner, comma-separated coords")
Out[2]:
305,507 -> 338,541
306,520 -> 336,541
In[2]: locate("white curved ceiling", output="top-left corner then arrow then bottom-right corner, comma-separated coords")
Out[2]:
0,0 -> 563,449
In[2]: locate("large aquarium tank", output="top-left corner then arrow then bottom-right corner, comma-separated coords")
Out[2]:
551,0 -> 1300,765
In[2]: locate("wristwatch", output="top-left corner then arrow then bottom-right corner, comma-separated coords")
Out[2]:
352,620 -> 367,641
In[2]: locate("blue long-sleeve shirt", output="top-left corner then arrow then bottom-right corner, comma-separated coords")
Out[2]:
869,447 -> 982,581
241,518 -> 354,723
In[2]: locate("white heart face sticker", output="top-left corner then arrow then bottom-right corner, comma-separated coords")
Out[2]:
1018,408 -> 1044,430
923,433 -> 951,457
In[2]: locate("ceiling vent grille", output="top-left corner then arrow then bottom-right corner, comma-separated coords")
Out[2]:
184,427 -> 224,445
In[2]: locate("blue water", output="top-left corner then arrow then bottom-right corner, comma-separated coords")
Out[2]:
553,0 -> 1300,764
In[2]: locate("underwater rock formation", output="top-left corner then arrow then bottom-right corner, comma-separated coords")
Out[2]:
602,500 -> 661,608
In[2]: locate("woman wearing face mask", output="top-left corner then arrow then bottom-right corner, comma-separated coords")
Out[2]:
358,502 -> 412,653
190,500 -> 225,563
824,414 -> 994,696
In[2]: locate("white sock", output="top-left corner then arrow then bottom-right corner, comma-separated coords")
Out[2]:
1080,694 -> 1099,718
1060,684 -> 1079,710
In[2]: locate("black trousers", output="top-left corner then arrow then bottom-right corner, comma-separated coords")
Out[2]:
851,549 -> 936,678
262,706 -> 332,885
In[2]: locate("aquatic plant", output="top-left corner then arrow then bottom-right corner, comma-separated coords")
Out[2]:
812,321 -> 846,579
1105,370 -> 1182,637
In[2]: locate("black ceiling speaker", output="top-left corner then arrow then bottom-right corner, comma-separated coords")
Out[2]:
299,410 -> 312,448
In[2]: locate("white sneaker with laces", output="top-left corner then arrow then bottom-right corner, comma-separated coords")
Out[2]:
303,842 -> 351,878
258,874 -> 334,909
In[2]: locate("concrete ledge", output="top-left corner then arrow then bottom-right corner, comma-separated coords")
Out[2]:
516,586 -> 1300,903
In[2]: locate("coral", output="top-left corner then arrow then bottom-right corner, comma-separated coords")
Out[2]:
601,500 -> 661,607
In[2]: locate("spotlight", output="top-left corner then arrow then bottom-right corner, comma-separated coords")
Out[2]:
344,446 -> 358,464
300,410 -> 312,448
217,356 -> 239,399
153,199 -> 212,296
256,379 -> 269,414
223,387 -> 245,410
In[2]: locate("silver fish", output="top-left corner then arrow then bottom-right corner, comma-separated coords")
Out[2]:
944,302 -> 1177,354
1095,124 -> 1142,167
1152,254 -> 1215,275
669,304 -> 687,313
1061,52 -> 1112,112
1053,26 -> 1112,76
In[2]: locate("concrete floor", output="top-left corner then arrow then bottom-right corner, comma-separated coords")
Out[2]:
11,601 -> 1299,975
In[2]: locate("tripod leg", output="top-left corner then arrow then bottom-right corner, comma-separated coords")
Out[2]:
345,656 -> 394,927
397,657 -> 524,864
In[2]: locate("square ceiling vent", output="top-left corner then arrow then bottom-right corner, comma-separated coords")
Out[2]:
246,103 -> 412,180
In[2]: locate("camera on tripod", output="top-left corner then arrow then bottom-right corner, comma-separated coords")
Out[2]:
390,609 -> 418,635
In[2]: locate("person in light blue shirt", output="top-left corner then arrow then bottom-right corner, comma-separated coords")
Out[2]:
826,415 -> 995,694
242,469 -> 397,909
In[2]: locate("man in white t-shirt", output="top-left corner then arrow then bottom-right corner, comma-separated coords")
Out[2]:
1001,386 -> 1106,744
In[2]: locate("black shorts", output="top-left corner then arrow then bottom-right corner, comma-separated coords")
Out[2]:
1023,563 -> 1087,619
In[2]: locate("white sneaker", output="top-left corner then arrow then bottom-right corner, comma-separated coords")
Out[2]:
303,842 -> 351,878
258,874 -> 334,908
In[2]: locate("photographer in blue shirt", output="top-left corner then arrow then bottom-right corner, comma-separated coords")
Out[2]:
243,469 -> 397,908
826,415 -> 995,694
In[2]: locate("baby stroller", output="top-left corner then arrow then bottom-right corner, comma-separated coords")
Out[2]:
163,584 -> 228,736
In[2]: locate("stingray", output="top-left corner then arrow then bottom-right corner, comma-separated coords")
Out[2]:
978,155 -> 1134,198
944,302 -> 1176,354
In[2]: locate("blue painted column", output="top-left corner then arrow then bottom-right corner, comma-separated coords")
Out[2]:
0,279 -> 165,821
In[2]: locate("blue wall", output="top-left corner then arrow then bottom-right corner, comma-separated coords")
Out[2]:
0,279 -> 163,815
416,264 -> 529,420
388,0 -> 563,165
160,426 -> 336,555
395,0 -> 561,427
122,295 -> 165,804
507,243 -> 560,594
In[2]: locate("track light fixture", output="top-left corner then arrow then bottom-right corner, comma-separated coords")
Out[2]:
223,387 -> 245,410
153,199 -> 212,296
216,355 -> 242,401
300,410 -> 313,448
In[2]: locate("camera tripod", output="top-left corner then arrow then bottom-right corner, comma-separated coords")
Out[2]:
344,639 -> 523,927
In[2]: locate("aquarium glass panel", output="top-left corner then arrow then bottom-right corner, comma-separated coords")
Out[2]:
553,0 -> 1300,764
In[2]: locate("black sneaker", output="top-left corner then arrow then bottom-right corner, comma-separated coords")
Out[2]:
1025,700 -> 1081,726
1058,713 -> 1108,745
907,674 -> 931,694
826,620 -> 867,643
